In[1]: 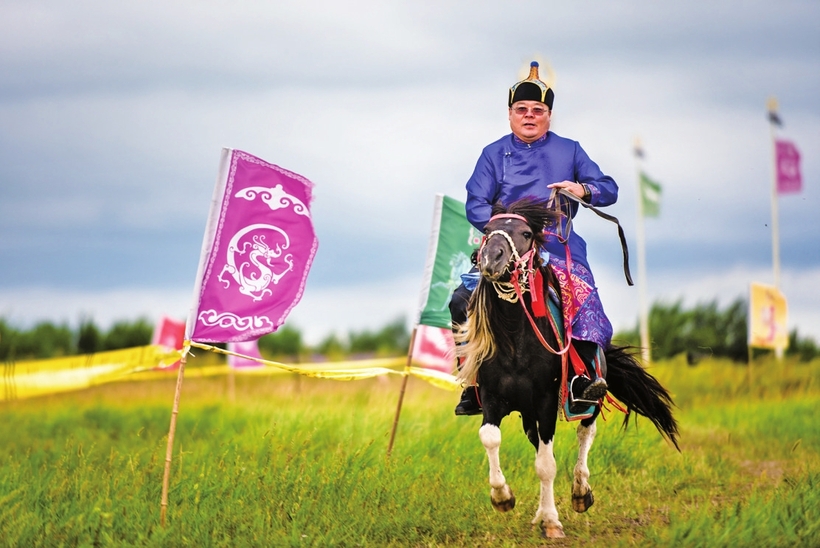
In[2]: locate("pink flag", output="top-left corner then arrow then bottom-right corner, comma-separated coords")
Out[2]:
411,324 -> 456,374
775,139 -> 802,194
151,316 -> 186,370
188,149 -> 318,343
227,340 -> 265,368
152,316 -> 186,349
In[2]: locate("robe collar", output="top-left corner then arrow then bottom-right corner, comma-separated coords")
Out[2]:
512,131 -> 549,147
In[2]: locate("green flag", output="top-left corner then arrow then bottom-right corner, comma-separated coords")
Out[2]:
640,171 -> 662,217
417,194 -> 482,328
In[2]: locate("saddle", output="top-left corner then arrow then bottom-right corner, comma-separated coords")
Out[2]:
544,272 -> 603,421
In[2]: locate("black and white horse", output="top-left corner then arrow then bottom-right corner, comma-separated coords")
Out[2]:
455,197 -> 678,539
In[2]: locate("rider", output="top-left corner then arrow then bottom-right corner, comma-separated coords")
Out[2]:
452,61 -> 617,416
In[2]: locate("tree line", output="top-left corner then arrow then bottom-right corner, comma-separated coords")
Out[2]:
1,300 -> 817,363
0,316 -> 411,363
615,298 -> 819,363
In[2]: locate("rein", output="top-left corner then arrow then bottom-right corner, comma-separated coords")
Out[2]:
511,271 -> 571,356
550,189 -> 634,286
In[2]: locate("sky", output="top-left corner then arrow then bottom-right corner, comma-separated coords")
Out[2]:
1,0 -> 818,346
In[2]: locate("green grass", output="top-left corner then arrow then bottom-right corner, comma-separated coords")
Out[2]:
1,358 -> 819,546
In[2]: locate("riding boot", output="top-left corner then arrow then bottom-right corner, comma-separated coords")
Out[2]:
454,386 -> 482,416
569,341 -> 608,414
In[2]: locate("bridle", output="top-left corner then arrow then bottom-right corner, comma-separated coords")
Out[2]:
480,217 -> 537,304
479,213 -> 571,356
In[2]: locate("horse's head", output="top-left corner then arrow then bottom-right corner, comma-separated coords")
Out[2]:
478,198 -> 559,281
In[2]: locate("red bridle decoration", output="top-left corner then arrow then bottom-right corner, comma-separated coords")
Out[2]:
479,216 -> 572,357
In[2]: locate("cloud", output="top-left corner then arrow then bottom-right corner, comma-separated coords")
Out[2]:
0,0 -> 818,344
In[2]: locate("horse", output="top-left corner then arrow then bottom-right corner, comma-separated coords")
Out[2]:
454,197 -> 679,539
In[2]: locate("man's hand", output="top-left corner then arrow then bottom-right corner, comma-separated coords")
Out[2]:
547,180 -> 587,199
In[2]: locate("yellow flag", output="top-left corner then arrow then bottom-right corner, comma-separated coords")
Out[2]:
748,282 -> 788,349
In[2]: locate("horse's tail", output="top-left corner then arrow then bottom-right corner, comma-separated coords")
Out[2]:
605,346 -> 680,451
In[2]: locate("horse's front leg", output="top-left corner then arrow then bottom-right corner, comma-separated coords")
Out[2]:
532,433 -> 564,538
479,422 -> 516,512
572,418 -> 597,513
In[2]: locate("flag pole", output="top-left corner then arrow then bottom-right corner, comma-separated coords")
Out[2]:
767,97 -> 784,360
158,147 -> 227,527
767,97 -> 782,291
386,193 -> 442,458
634,137 -> 651,365
160,346 -> 189,526
387,326 -> 418,458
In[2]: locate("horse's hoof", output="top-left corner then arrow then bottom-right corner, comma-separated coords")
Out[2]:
572,489 -> 594,513
491,492 -> 516,512
541,524 -> 566,539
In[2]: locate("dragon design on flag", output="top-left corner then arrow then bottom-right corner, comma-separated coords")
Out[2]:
218,224 -> 294,301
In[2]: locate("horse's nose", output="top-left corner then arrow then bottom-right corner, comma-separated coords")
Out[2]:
480,245 -> 506,278
481,246 -> 502,266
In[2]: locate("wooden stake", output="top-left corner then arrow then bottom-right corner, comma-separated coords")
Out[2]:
387,327 -> 417,458
160,349 -> 188,527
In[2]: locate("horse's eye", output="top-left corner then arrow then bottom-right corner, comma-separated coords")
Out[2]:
523,231 -> 533,239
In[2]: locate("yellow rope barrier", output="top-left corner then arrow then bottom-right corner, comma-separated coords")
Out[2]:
1,343 -> 460,401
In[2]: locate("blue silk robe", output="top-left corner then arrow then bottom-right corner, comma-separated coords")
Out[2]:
464,131 -> 618,347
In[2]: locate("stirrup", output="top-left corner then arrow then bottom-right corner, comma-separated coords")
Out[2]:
569,376 -> 607,406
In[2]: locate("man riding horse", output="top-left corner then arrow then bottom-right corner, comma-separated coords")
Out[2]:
451,61 -> 616,416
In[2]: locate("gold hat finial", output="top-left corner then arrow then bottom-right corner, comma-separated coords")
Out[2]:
527,61 -> 540,80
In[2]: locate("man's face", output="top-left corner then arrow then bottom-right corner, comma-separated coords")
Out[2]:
508,100 -> 551,143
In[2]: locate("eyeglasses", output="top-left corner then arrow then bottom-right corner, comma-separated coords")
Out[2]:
512,106 -> 548,117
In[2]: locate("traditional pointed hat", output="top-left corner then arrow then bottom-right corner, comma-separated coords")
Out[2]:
508,61 -> 554,109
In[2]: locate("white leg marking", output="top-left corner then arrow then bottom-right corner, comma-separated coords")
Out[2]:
532,437 -> 563,536
479,424 -> 514,509
573,421 -> 597,499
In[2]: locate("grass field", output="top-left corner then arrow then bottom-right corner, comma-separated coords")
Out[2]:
0,355 -> 818,547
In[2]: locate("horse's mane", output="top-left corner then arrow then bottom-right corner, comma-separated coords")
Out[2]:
490,197 -> 560,252
456,197 -> 560,384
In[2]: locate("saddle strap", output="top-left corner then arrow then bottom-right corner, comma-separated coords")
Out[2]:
550,189 -> 634,286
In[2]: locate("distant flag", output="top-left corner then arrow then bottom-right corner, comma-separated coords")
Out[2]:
639,171 -> 662,217
151,316 -> 186,369
413,194 -> 481,370
417,194 -> 482,329
748,282 -> 788,350
411,324 -> 456,373
390,194 -> 473,456
227,340 -> 264,368
187,149 -> 318,343
767,97 -> 783,127
152,316 -> 186,350
775,139 -> 802,194
633,137 -> 645,159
